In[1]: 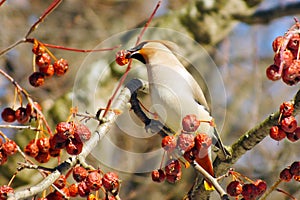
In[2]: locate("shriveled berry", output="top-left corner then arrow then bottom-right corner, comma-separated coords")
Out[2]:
286,132 -> 299,142
282,59 -> 300,86
45,191 -> 61,200
269,126 -> 286,141
254,179 -> 267,196
266,64 -> 281,81
280,102 -> 294,117
1,107 -> 16,123
165,159 -> 181,176
39,64 -> 55,77
77,181 -> 90,197
166,171 -> 181,184
54,175 -> 66,189
0,185 -> 14,200
272,36 -> 284,52
280,168 -> 293,182
49,147 -> 61,157
56,122 -> 74,140
36,137 -> 50,153
68,183 -> 78,197
182,114 -> 200,132
274,50 -> 294,68
73,123 -> 91,141
32,42 -> 45,55
161,135 -> 177,153
2,140 -> 17,156
194,133 -> 212,150
35,151 -> 50,163
66,139 -> 83,155
29,72 -> 45,87
151,169 -> 166,183
288,33 -> 300,50
226,180 -> 243,197
102,172 -> 120,192
36,53 -> 51,68
86,170 -> 102,191
290,161 -> 300,176
177,132 -> 195,152
49,134 -> 67,149
241,183 -> 258,199
0,151 -> 8,165
15,107 -> 29,124
281,116 -> 297,133
24,139 -> 39,157
115,50 -> 129,66
73,166 -> 88,182
53,58 -> 68,76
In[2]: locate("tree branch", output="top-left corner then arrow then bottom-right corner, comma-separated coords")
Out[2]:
188,88 -> 300,199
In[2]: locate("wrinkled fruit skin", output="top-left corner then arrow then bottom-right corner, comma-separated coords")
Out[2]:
280,168 -> 293,182
102,172 -> 119,192
151,169 -> 166,183
226,180 -> 243,197
161,135 -> 177,153
182,114 -> 200,132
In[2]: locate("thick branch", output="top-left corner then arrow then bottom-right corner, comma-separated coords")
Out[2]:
7,79 -> 146,200
188,88 -> 300,199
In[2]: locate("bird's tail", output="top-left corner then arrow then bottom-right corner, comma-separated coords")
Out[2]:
195,149 -> 215,190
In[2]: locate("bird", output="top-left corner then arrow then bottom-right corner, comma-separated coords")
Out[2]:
126,40 -> 228,189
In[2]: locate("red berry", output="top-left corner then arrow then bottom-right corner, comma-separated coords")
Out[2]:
151,169 -> 166,183
49,147 -> 61,157
39,64 -> 55,77
269,126 -> 286,141
280,168 -> 293,182
35,52 -> 51,68
53,58 -> 69,76
165,159 -> 181,176
32,42 -> 45,55
49,134 -> 67,149
281,116 -> 297,133
87,194 -> 97,200
0,150 -> 8,165
288,33 -> 300,50
272,36 -> 284,52
295,127 -> 300,139
182,114 -> 200,132
166,171 -> 182,184
35,151 -> 50,163
115,50 -> 129,66
241,183 -> 258,199
1,107 -> 16,123
286,132 -> 299,142
54,175 -> 66,189
68,183 -> 78,197
29,72 -> 45,87
26,102 -> 42,119
226,180 -> 243,197
2,140 -> 17,156
45,191 -> 61,200
73,123 -> 91,142
177,132 -> 195,152
73,166 -> 88,182
15,107 -> 29,124
183,148 -> 196,163
0,185 -> 14,200
24,139 -> 39,157
66,138 -> 83,155
36,137 -> 50,153
282,59 -> 300,86
274,50 -> 294,68
266,64 -> 281,81
279,102 -> 294,117
102,172 -> 120,192
56,122 -> 74,140
161,135 -> 177,153
194,133 -> 212,150
85,170 -> 102,191
290,161 -> 300,176
77,181 -> 90,197
254,179 -> 267,196
294,175 -> 300,182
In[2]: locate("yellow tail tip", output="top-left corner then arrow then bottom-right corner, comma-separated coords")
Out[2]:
204,181 -> 215,191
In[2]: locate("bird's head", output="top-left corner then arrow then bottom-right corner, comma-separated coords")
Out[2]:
126,40 -> 181,65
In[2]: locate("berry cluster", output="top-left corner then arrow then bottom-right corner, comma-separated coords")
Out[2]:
151,115 -> 212,184
0,138 -> 18,165
279,161 -> 300,182
0,185 -> 14,200
1,102 -> 42,124
269,101 -> 299,142
226,179 -> 267,200
266,21 -> 300,85
29,40 -> 69,87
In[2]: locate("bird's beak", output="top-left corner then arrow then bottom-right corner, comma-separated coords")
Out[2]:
126,42 -> 147,64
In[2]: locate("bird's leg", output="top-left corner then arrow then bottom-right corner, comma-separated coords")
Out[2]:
96,108 -> 122,124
